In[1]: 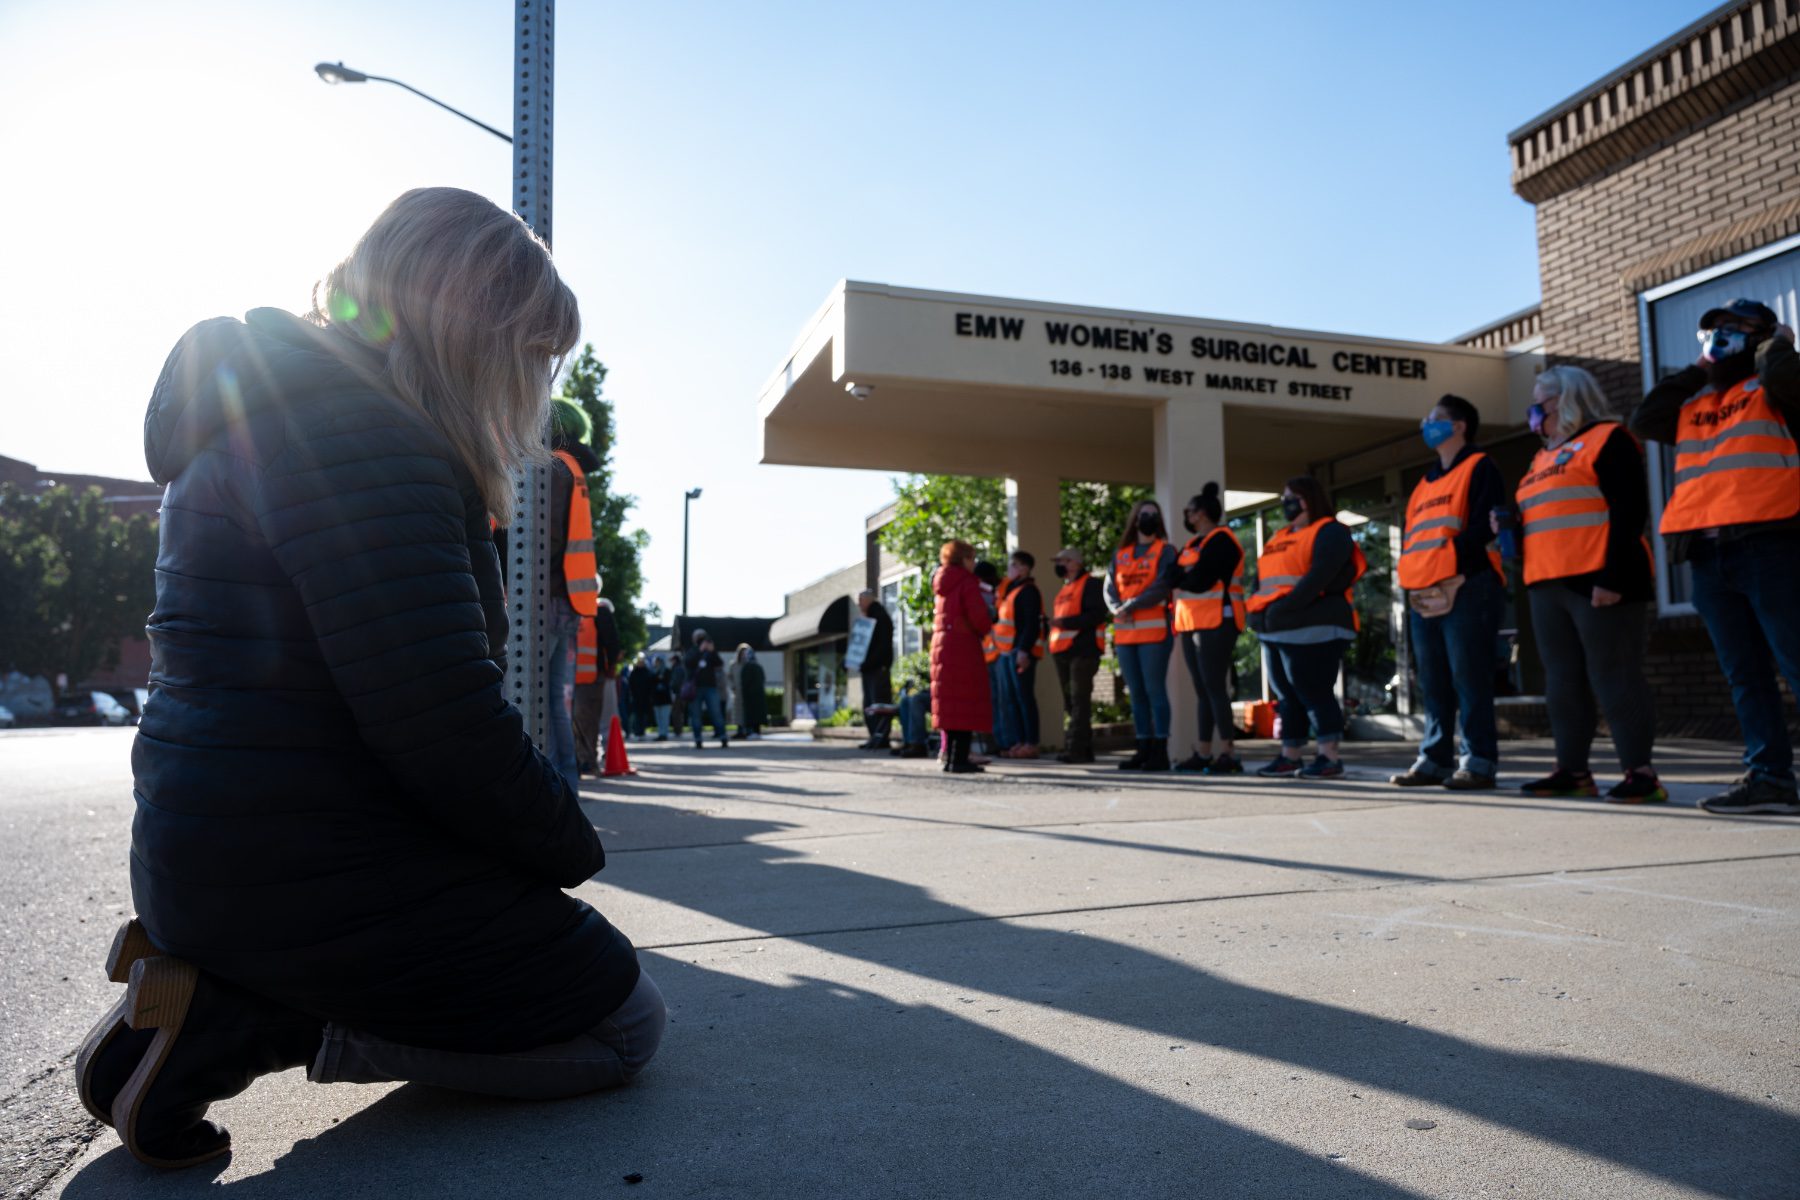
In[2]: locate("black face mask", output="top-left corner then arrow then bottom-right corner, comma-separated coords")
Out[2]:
1281,496 -> 1304,521
1706,344 -> 1759,390
1052,563 -> 1068,579
1137,512 -> 1162,536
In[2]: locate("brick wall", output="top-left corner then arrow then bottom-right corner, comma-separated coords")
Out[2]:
1532,74 -> 1800,738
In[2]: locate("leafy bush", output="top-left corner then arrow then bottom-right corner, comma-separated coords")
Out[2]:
818,706 -> 861,728
894,650 -> 931,692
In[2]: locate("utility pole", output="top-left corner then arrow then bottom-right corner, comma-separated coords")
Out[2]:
682,487 -> 702,616
503,0 -> 557,750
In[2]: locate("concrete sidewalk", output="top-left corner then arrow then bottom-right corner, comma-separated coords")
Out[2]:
35,736 -> 1800,1198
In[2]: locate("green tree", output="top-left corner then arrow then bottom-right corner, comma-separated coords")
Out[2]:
877,473 -> 1153,626
558,345 -> 651,656
0,484 -> 159,684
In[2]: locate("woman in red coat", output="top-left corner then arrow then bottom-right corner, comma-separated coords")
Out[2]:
931,539 -> 994,774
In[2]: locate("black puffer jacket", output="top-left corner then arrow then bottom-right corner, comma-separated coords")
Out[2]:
132,308 -> 639,1052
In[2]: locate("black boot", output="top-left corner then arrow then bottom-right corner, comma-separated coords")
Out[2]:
948,731 -> 985,774
76,918 -> 161,1125
110,956 -> 323,1169
1117,738 -> 1148,771
1144,740 -> 1172,772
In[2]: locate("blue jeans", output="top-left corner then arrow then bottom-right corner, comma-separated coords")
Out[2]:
1689,532 -> 1800,787
691,685 -> 727,744
898,689 -> 930,746
1010,659 -> 1041,747
1116,639 -> 1173,740
1264,639 -> 1345,751
1407,569 -> 1503,777
546,607 -> 581,791
987,659 -> 1019,750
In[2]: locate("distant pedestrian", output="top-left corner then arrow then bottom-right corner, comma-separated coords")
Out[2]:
995,551 -> 1045,759
666,653 -> 688,737
1048,547 -> 1108,764
628,655 -> 654,740
931,540 -> 993,774
686,631 -> 728,749
855,590 -> 897,750
650,657 -> 673,741
973,560 -> 1015,758
739,648 -> 767,739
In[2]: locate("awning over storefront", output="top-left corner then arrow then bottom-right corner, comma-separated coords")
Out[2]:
769,594 -> 851,648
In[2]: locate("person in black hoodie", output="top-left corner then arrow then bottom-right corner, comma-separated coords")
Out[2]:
1169,484 -> 1247,775
73,189 -> 660,1170
855,590 -> 896,750
685,631 -> 729,749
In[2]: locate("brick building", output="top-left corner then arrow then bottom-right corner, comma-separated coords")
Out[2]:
1510,0 -> 1800,734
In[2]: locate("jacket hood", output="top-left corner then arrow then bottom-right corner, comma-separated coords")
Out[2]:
144,308 -> 373,484
933,562 -> 969,595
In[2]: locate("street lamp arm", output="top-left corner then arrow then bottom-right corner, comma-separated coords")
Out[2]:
362,74 -> 514,144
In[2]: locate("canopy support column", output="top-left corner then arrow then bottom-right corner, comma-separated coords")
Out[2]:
1006,473 -> 1065,750
1154,396 -> 1226,762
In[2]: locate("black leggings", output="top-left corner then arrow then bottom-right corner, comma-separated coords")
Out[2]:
1179,626 -> 1239,745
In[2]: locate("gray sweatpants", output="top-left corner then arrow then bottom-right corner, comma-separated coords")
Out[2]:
310,970 -> 666,1100
1528,588 -> 1655,774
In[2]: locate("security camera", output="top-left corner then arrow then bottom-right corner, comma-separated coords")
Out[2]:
845,382 -> 873,400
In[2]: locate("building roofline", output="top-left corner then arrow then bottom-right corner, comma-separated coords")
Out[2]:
1446,303 -> 1543,348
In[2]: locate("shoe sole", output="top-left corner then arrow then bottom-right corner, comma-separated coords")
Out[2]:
75,919 -> 161,1124
1701,801 -> 1800,815
1606,790 -> 1668,805
113,957 -> 229,1169
1522,789 -> 1600,799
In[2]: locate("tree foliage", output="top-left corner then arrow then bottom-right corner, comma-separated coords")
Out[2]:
877,473 -> 1154,626
0,484 -> 158,684
559,345 -> 652,656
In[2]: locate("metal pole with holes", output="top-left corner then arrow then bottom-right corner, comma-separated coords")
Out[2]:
504,0 -> 557,750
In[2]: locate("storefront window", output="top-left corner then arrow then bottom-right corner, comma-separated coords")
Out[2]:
1640,238 -> 1800,613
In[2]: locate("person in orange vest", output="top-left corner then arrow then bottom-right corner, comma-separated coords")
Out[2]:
1509,366 -> 1662,804
1171,483 -> 1247,775
1245,476 -> 1366,779
994,550 -> 1046,758
1106,499 -> 1178,771
1390,394 -> 1510,791
1631,298 -> 1800,816
546,399 -> 601,791
1048,546 -> 1108,764
972,559 -> 1016,758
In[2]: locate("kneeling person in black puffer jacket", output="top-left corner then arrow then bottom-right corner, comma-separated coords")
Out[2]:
74,188 -> 662,1170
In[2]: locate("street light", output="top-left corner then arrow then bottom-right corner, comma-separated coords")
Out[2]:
682,488 -> 703,617
312,61 -> 514,144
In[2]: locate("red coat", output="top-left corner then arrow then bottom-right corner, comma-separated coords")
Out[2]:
930,563 -> 993,733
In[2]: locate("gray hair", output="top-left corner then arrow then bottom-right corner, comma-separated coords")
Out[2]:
1534,365 -> 1615,432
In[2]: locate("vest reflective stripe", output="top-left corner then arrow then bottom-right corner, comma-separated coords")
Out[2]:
1243,518 -> 1366,629
1398,451 -> 1501,590
575,615 -> 598,684
1111,539 -> 1170,644
1518,485 -> 1603,510
1048,574 -> 1104,655
1172,529 -> 1245,633
552,450 -> 599,616
1662,377 -> 1800,533
1516,424 -> 1647,586
992,579 -> 1045,659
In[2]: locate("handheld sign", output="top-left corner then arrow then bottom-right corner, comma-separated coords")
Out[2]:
844,615 -> 877,672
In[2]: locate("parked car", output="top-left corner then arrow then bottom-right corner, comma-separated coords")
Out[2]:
54,692 -> 132,727
0,704 -> 14,729
107,688 -> 152,725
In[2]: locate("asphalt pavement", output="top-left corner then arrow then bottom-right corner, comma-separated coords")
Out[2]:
3,726 -> 1797,1199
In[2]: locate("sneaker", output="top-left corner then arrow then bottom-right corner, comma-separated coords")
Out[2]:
1056,750 -> 1096,764
1605,769 -> 1667,805
1699,774 -> 1800,815
1299,755 -> 1344,779
1202,753 -> 1245,776
1520,768 -> 1598,798
1174,753 -> 1213,773
1389,768 -> 1450,787
1255,755 -> 1303,778
1443,770 -> 1497,791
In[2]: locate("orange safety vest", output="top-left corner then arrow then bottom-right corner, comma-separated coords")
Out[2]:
1172,528 -> 1246,633
992,578 -> 1045,660
552,450 -> 598,616
1245,518 -> 1368,630
1398,451 -> 1503,590
1048,573 -> 1105,655
575,614 -> 598,684
1659,376 -> 1800,534
1111,539 -> 1170,645
1517,423 -> 1652,586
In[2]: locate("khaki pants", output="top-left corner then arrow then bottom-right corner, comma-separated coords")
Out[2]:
572,682 -> 604,774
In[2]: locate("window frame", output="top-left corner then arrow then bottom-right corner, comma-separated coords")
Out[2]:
1635,231 -> 1800,617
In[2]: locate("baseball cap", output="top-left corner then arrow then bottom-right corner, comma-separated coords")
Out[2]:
1699,298 -> 1778,330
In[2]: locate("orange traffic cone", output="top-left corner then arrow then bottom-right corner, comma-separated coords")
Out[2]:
602,715 -> 636,777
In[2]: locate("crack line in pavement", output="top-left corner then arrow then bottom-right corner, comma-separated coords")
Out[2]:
631,850 -> 1800,951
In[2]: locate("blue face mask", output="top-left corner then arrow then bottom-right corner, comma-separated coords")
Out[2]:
1420,418 -> 1458,449
1700,327 -> 1750,362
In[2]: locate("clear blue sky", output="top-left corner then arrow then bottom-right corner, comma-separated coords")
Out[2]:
0,0 -> 1706,618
